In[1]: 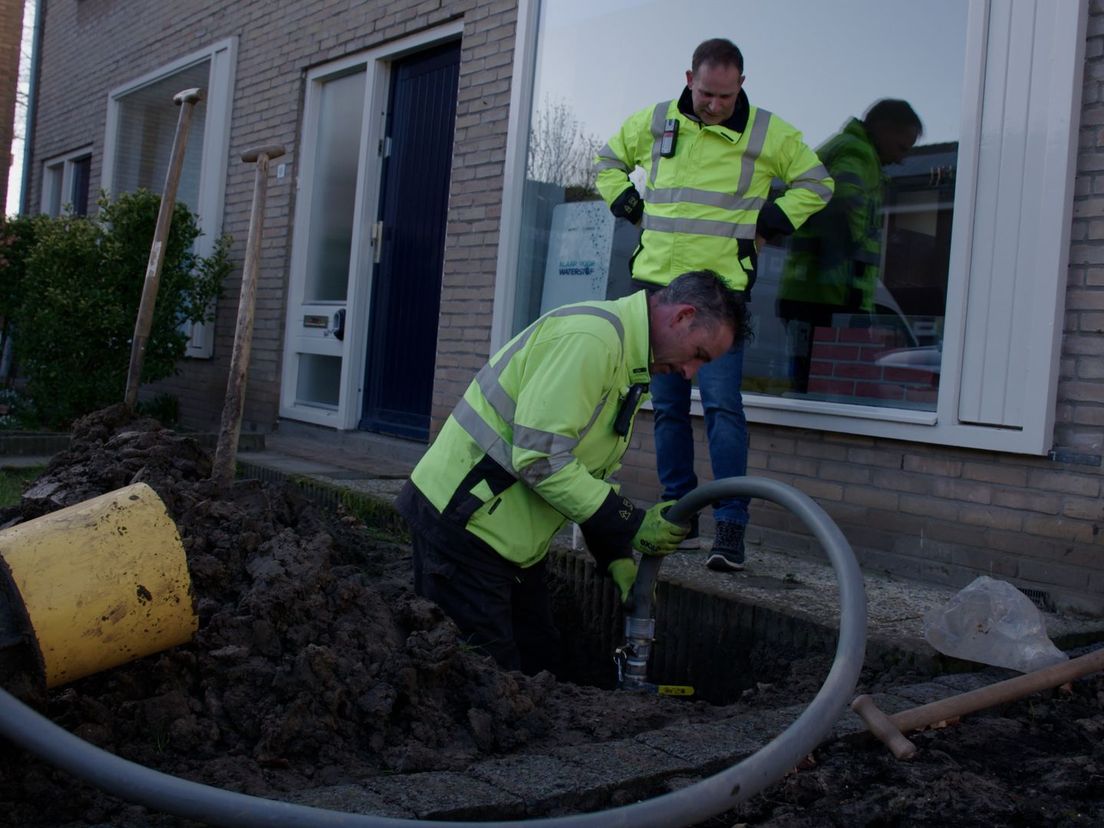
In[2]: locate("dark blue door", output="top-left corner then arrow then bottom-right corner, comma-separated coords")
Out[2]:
360,41 -> 460,440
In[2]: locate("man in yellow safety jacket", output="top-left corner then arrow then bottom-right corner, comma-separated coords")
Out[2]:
778,99 -> 923,392
396,270 -> 748,674
594,38 -> 833,573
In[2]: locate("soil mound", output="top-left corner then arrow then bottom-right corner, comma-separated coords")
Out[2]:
0,407 -> 746,827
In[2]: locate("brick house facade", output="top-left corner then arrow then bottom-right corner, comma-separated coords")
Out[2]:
20,0 -> 1104,615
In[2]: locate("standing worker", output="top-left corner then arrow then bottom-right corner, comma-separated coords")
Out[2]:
595,38 -> 833,572
778,99 -> 924,392
396,270 -> 747,675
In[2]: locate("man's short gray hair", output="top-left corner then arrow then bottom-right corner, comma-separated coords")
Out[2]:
654,270 -> 751,344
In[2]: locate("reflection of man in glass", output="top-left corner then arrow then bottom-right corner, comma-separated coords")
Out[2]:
778,100 -> 923,393
594,38 -> 833,572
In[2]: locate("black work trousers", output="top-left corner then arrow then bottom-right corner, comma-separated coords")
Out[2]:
410,529 -> 562,676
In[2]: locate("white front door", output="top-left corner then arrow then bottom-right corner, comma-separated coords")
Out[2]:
280,23 -> 463,429
280,62 -> 374,428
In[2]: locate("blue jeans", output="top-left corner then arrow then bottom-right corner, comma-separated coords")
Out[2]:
649,345 -> 749,526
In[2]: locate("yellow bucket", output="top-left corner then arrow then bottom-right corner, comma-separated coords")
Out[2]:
0,482 -> 197,689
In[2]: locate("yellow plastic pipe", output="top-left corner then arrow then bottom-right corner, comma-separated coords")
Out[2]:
0,482 -> 197,689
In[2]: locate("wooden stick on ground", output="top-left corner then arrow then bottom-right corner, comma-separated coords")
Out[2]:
852,646 -> 1104,759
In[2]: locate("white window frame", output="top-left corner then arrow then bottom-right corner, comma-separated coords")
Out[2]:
40,146 -> 92,216
101,37 -> 237,358
493,0 -> 1087,456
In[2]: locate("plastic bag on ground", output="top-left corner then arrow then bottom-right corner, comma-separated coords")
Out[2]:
922,575 -> 1069,673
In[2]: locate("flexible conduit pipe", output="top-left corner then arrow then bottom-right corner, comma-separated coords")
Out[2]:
0,475 -> 866,828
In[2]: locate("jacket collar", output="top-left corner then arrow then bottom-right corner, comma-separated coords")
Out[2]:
677,85 -> 750,134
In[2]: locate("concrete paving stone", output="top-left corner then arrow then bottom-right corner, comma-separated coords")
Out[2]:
831,710 -> 874,740
862,691 -> 916,717
467,753 -> 598,816
237,452 -> 339,475
549,737 -> 693,797
323,476 -> 408,499
634,714 -> 785,769
932,671 -> 1001,693
359,770 -> 526,821
281,782 -> 414,818
314,470 -> 373,480
753,701 -> 869,746
890,681 -> 965,706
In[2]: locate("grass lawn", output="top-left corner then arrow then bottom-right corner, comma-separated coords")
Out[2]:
0,466 -> 45,508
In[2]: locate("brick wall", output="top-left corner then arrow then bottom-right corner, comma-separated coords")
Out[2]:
433,0 -> 515,423
805,325 -> 939,407
27,0 -> 510,433
616,1 -> 1104,616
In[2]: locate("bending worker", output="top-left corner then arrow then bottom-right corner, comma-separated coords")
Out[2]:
595,38 -> 833,572
396,270 -> 748,675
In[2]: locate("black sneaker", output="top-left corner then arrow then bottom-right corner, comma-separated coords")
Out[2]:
677,514 -> 700,550
706,521 -> 746,571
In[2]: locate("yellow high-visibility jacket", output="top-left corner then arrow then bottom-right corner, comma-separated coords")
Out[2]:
596,88 -> 833,293
399,291 -> 652,569
779,117 -> 886,310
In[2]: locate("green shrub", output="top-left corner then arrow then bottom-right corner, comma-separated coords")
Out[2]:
12,191 -> 230,428
0,388 -> 38,430
0,214 -> 45,386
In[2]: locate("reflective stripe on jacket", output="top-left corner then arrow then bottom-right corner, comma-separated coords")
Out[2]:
408,291 -> 652,567
595,91 -> 833,292
779,117 -> 885,310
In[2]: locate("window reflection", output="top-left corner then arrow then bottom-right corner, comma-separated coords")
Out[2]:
517,0 -> 967,413
111,61 -> 209,212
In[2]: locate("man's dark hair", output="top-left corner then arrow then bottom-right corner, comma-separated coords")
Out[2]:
691,38 -> 744,74
656,269 -> 751,344
863,99 -> 924,136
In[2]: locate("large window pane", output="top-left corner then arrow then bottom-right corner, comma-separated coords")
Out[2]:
111,60 -> 209,212
518,0 -> 967,414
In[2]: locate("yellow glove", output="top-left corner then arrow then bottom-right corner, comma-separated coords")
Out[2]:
608,558 -> 638,603
631,500 -> 689,555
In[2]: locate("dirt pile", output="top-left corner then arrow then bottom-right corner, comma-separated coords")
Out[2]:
0,407 -> 753,827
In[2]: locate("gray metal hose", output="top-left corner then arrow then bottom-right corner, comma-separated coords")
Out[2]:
0,475 -> 866,828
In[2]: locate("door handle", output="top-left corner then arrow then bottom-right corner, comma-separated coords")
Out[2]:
371,220 -> 383,264
332,308 -> 346,342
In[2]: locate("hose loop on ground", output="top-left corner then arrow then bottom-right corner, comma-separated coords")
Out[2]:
0,476 -> 866,828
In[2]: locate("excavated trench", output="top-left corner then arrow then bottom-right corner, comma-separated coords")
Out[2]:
265,459 -> 847,708
547,549 -> 839,704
